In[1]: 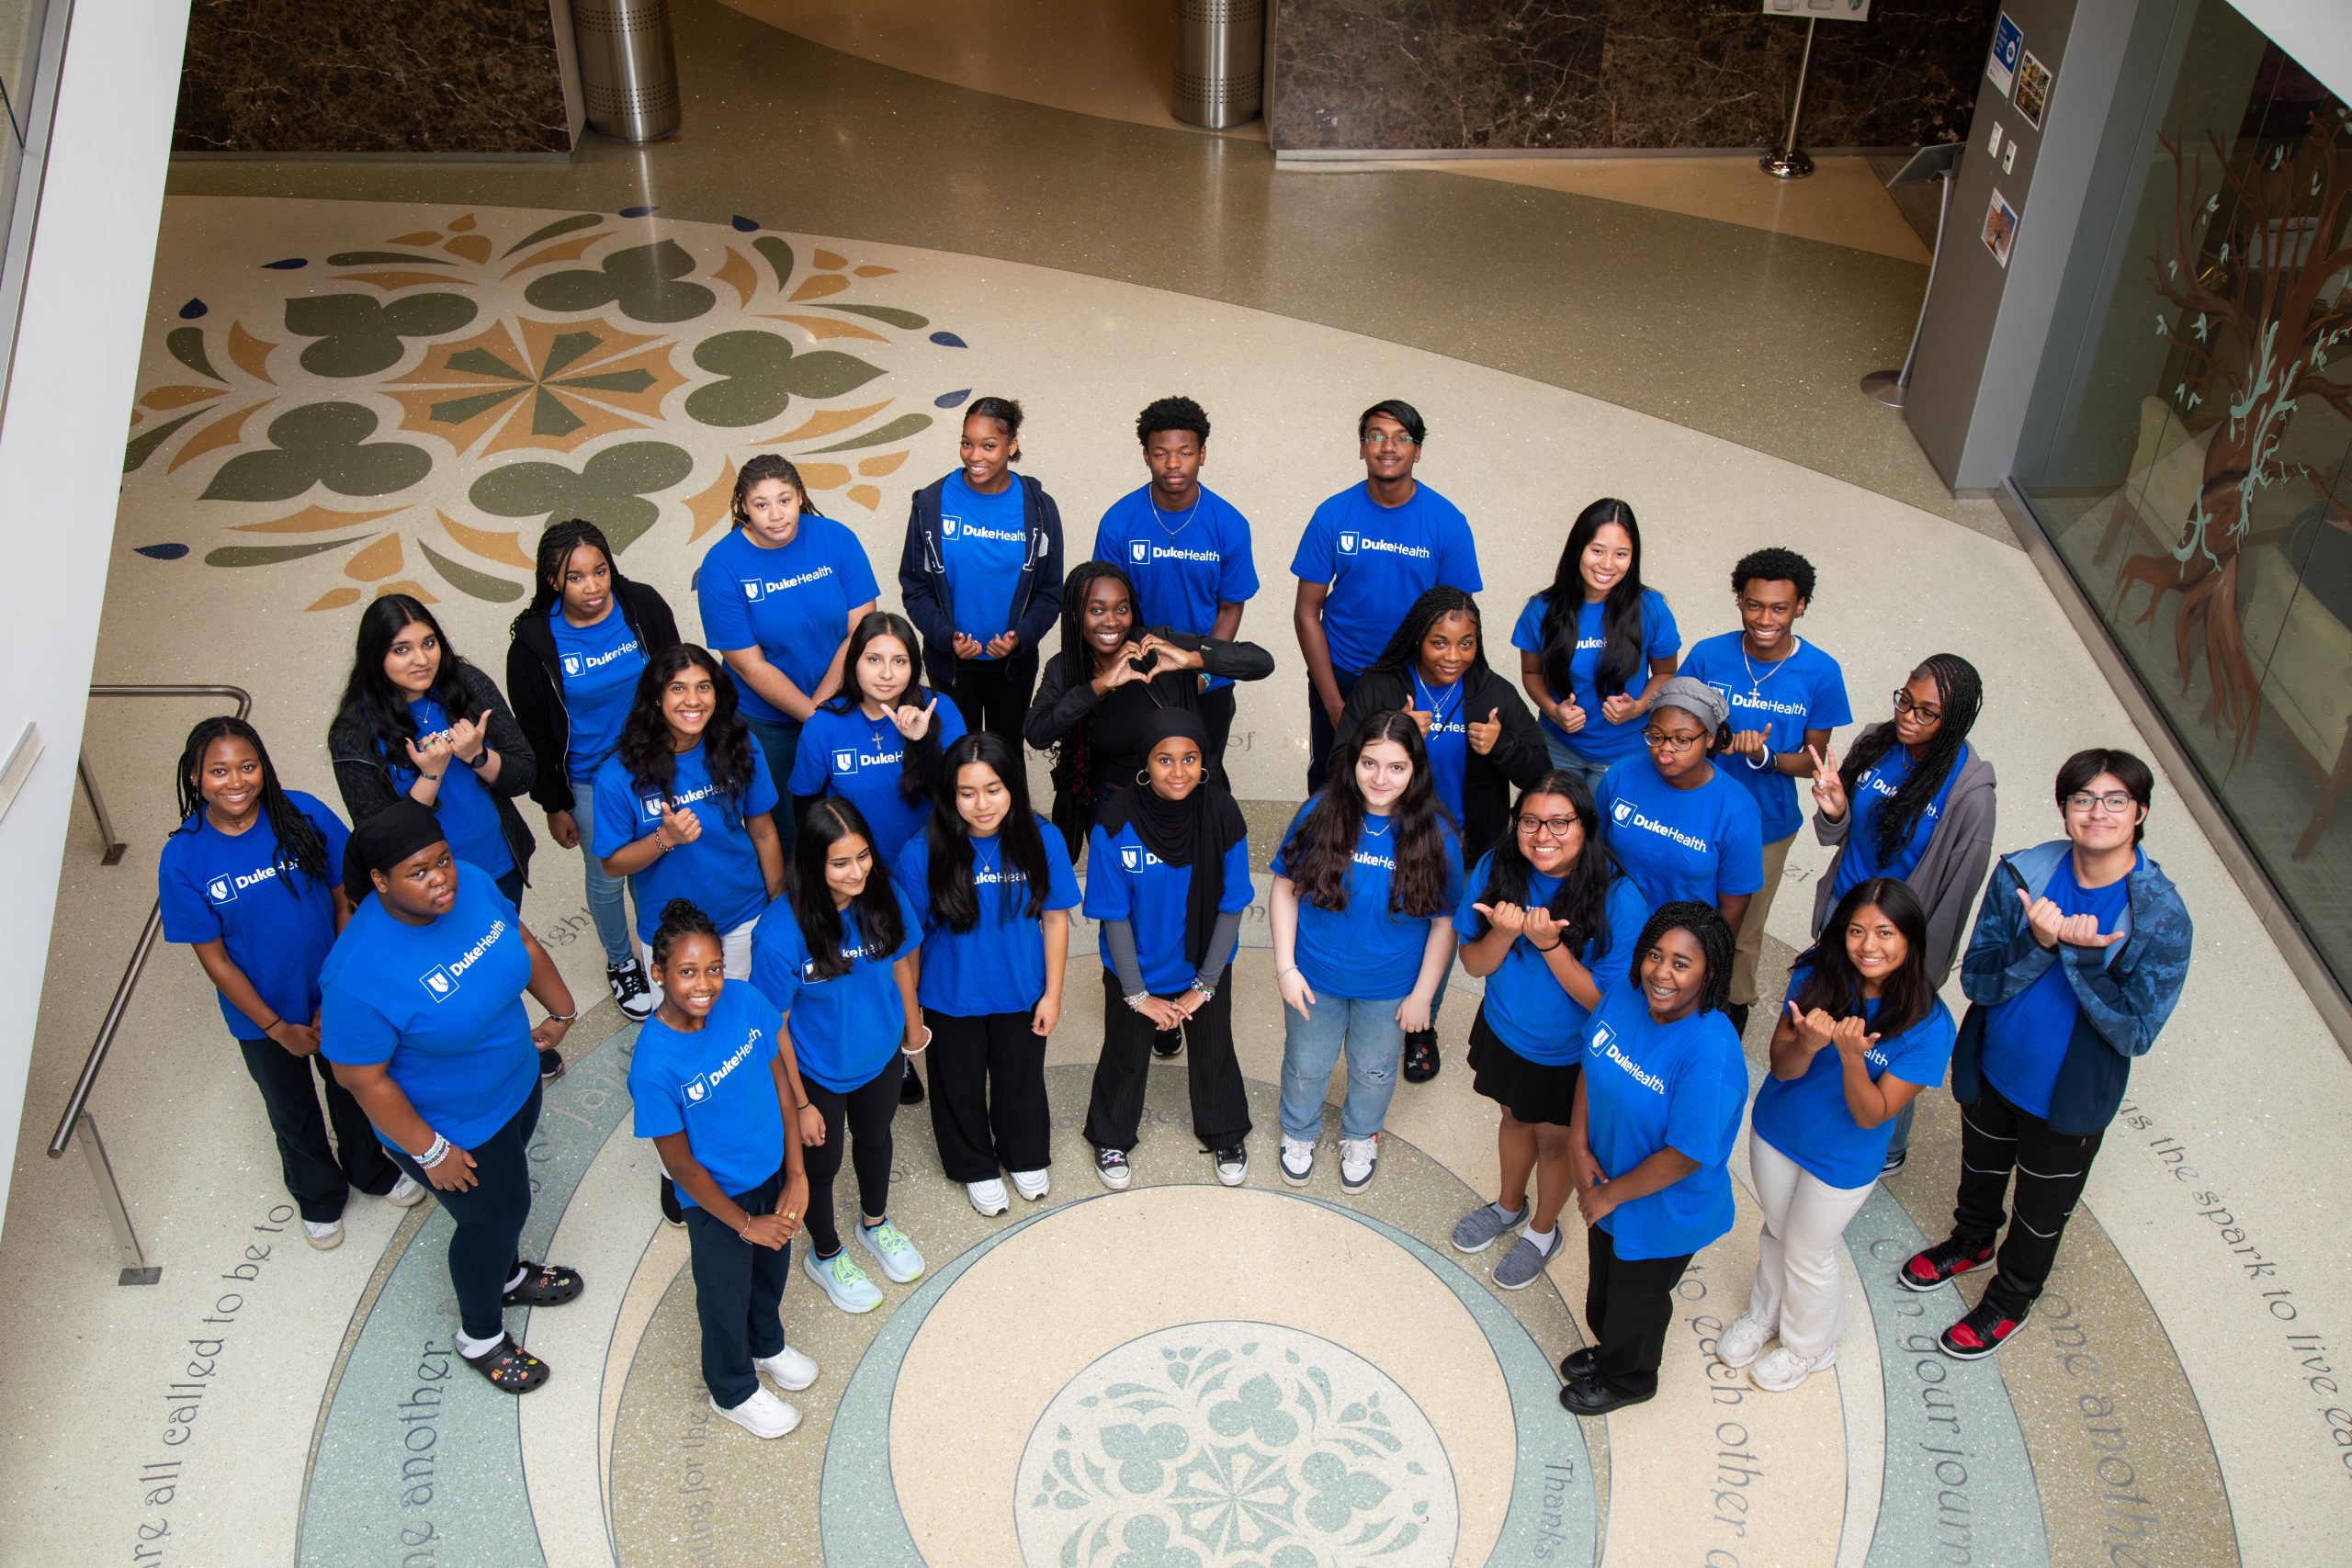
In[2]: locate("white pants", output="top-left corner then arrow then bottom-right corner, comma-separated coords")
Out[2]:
1744,1134 -> 1875,1362
640,914 -> 760,998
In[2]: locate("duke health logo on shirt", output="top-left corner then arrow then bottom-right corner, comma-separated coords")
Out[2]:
419,965 -> 458,1004
206,874 -> 238,905
562,655 -> 582,677
1706,680 -> 1736,711
684,1075 -> 711,1104
1612,800 -> 1634,826
1337,531 -> 1359,555
1120,845 -> 1163,872
833,748 -> 860,775
743,579 -> 765,602
640,794 -> 667,823
942,516 -> 960,537
1129,539 -> 1149,563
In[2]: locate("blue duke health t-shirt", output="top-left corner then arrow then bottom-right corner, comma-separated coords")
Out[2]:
1580,983 -> 1748,1260
1453,856 -> 1650,1065
1981,852 -> 2136,1118
1676,633 -> 1851,843
1410,671 -> 1471,823
628,983 -> 786,1206
1831,742 -> 1971,899
1290,482 -> 1480,672
548,602 -> 648,782
897,820 -> 1081,1016
592,736 -> 780,942
1595,756 -> 1765,914
389,697 -> 513,881
749,883 -> 923,1092
158,790 -> 351,1040
1092,484 -> 1260,692
1272,805 -> 1464,1001
695,521 -> 881,723
940,471 -> 1028,651
1750,961 -> 1957,1189
788,699 -> 968,869
319,862 -> 538,1149
1511,590 -> 1680,764
1083,819 -> 1254,995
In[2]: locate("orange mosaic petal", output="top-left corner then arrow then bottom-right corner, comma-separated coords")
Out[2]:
141,384 -> 226,411
856,450 -> 910,477
796,462 -> 852,490
502,231 -> 606,278
168,399 -> 276,474
812,250 -> 848,270
334,270 -> 468,291
714,247 -> 759,308
345,533 -> 405,581
373,579 -> 435,603
228,322 -> 277,385
231,505 -> 407,536
683,457 -> 740,543
786,275 -> 851,302
307,587 -> 363,613
443,234 -> 492,264
846,484 -> 881,510
438,511 -> 535,570
754,399 -> 892,446
760,311 -> 888,343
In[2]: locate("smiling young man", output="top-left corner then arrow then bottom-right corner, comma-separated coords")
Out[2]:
1900,749 -> 2193,1359
1675,548 -> 1851,1033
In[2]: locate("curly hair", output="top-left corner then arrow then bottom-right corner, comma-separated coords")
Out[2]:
650,897 -> 721,974
1277,710 -> 1453,918
1046,560 -> 1141,816
1627,899 -> 1736,1017
512,517 -> 635,638
1729,546 -> 1816,604
1363,584 -> 1490,678
1136,396 -> 1209,447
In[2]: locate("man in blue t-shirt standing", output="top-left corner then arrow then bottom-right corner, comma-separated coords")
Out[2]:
1899,748 -> 2192,1361
1092,396 -> 1260,780
1290,399 -> 1480,795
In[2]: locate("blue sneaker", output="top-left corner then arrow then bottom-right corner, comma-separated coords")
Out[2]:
803,1247 -> 882,1314
855,1218 -> 924,1284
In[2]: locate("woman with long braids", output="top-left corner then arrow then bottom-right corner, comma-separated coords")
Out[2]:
897,732 -> 1080,1215
1513,499 -> 1680,784
507,517 -> 681,1023
749,799 -> 928,1316
1560,900 -> 1747,1416
1718,879 -> 1954,1393
788,610 -> 966,874
1807,653 -> 1995,1171
1593,677 -> 1765,935
160,718 -> 419,1249
1445,771 -> 1648,1291
1270,712 -> 1463,1195
1023,560 -> 1273,857
695,454 -> 881,815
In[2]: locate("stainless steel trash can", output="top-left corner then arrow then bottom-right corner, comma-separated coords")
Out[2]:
571,0 -> 682,142
1173,0 -> 1263,130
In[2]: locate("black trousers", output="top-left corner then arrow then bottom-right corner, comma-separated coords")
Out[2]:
1083,967 -> 1250,1153
237,1034 -> 398,1222
947,649 -> 1039,745
1199,683 -> 1238,790
681,1168 -> 793,1407
1951,1077 -> 2107,1317
802,1054 -> 906,1257
1584,1224 -> 1694,1398
926,1007 -> 1051,1180
1304,666 -> 1363,795
386,1082 -> 542,1342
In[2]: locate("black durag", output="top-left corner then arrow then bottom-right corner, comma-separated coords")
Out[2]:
1094,709 -> 1245,971
344,800 -> 450,906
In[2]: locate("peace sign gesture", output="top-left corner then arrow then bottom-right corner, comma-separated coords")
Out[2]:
1808,741 -> 1847,820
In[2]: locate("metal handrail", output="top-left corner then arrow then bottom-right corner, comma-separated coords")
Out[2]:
47,683 -> 251,1285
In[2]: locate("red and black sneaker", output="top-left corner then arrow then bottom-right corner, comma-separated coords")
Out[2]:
1897,1235 -> 1995,1293
1939,1297 -> 2028,1359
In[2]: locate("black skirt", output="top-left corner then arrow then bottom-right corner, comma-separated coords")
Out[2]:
1467,1006 -> 1582,1127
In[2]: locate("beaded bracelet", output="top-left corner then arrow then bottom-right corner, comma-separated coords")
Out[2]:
416,1134 -> 452,1170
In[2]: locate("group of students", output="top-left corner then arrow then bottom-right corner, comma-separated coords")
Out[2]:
153,390 -> 2194,1438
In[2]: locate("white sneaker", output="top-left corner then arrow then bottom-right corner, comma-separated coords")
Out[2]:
1213,1144 -> 1249,1187
1278,1137 -> 1316,1186
711,1386 -> 801,1438
1750,1344 -> 1835,1393
303,1218 -> 344,1251
755,1344 -> 819,1392
385,1174 -> 426,1208
1010,1168 -> 1050,1201
1339,1135 -> 1378,1193
966,1179 -> 1010,1217
1716,1313 -> 1772,1370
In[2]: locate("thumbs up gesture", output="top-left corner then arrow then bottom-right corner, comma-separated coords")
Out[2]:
1467,706 -> 1502,756
1400,697 -> 1432,738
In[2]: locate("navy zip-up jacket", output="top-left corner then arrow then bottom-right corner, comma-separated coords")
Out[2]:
896,471 -> 1065,690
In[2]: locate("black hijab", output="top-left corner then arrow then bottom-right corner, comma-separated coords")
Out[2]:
1094,709 -> 1246,971
343,800 -> 450,906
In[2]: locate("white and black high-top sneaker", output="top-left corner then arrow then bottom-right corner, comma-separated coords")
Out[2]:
608,956 -> 654,1022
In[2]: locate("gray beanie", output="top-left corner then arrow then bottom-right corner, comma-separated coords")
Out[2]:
1649,676 -> 1728,732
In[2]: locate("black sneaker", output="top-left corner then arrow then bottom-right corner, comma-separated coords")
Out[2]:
607,956 -> 654,1022
1724,1002 -> 1752,1037
1939,1297 -> 2028,1359
659,1177 -> 684,1227
538,1047 -> 567,1083
899,1064 -> 926,1105
1151,1032 -> 1183,1059
1401,1030 -> 1439,1083
1880,1145 -> 1909,1174
1094,1145 -> 1132,1190
1558,1346 -> 1598,1382
1898,1234 -> 1995,1292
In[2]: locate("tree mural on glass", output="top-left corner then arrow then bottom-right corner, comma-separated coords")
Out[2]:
2116,107 -> 2352,757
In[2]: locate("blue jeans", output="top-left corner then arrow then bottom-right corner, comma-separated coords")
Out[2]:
1278,992 -> 1405,1142
1541,728 -> 1611,789
570,774 -> 635,967
742,715 -> 802,840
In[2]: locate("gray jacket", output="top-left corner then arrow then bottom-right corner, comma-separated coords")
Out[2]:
1810,739 -> 1996,986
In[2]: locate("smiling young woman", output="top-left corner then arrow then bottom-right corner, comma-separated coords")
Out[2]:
1514,498 -> 1680,786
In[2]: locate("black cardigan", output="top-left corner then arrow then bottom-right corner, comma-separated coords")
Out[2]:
1335,662 -> 1546,867
328,660 -> 539,886
504,581 -> 682,815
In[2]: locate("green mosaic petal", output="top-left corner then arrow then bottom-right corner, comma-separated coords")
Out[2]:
429,387 -> 528,425
752,236 -> 796,290
524,240 -> 714,324
684,329 -> 798,427
287,293 -> 479,377
554,367 -> 656,395
810,412 -> 933,452
123,408 -> 207,472
529,387 -> 585,440
419,539 -> 524,602
324,251 -> 452,266
204,535 -> 373,568
501,213 -> 602,258
443,346 -> 533,382
822,303 -> 930,330
775,347 -> 886,400
202,402 -> 432,502
537,329 -> 604,378
166,326 -> 225,383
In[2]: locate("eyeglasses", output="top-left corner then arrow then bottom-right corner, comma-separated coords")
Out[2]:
1642,729 -> 1706,753
1515,814 -> 1579,840
1362,432 -> 1419,451
2064,791 -> 2137,814
1891,689 -> 1944,725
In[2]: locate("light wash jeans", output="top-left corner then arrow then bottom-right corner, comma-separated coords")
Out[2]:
1278,992 -> 1406,1143
571,774 -> 635,968
1541,728 -> 1611,789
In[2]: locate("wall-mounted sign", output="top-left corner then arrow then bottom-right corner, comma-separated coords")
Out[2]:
1983,188 -> 2019,268
1761,0 -> 1871,19
2013,48 -> 2052,128
1986,12 -> 2023,96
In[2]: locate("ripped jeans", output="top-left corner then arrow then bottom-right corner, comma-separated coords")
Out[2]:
1277,991 -> 1407,1143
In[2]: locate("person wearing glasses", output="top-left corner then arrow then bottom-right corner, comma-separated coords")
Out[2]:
1291,400 -> 1481,794
1592,679 -> 1764,939
1899,750 -> 2190,1362
1806,654 -> 1993,1169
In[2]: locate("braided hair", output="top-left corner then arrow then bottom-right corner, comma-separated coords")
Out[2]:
1363,584 -> 1491,677
511,517 -> 634,638
1627,899 -> 1736,1017
173,717 -> 332,886
1046,560 -> 1142,816
650,897 -> 721,974
1539,499 -> 1648,705
1838,653 -> 1984,862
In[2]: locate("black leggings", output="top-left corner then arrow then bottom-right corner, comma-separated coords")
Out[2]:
386,1081 -> 542,1342
926,1007 -> 1051,1180
947,650 -> 1038,746
802,1054 -> 906,1257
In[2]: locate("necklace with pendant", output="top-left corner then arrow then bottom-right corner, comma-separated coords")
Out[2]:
1740,634 -> 1802,698
1152,491 -> 1203,538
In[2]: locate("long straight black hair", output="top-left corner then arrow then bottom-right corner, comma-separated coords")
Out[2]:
172,716 -> 331,885
926,732 -> 1053,930
1278,710 -> 1453,917
1538,498 -> 1647,705
1838,653 -> 1984,862
787,796 -> 905,979
1790,877 -> 1937,1042
827,611 -> 945,807
1466,769 -> 1622,958
614,644 -> 758,806
338,594 -> 474,750
510,517 -> 636,637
